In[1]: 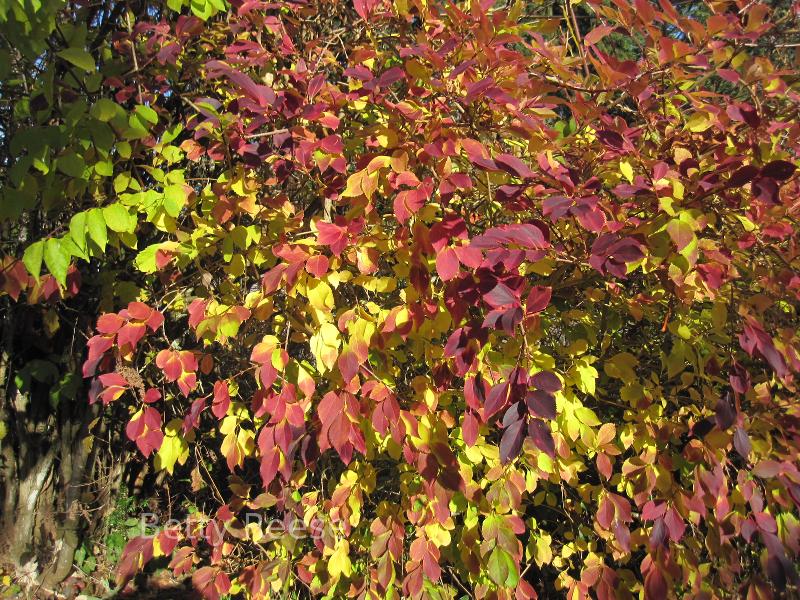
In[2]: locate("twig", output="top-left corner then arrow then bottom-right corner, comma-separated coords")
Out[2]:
125,12 -> 143,104
244,128 -> 289,139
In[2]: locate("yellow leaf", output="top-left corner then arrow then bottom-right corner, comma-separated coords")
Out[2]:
603,352 -> 638,383
619,159 -> 634,183
534,533 -> 553,566
366,155 -> 391,173
686,112 -> 711,133
341,171 -> 364,198
328,540 -> 352,579
354,275 -> 397,293
155,418 -> 189,474
425,523 -> 452,547
575,406 -> 601,427
574,359 -> 598,396
310,322 -> 340,374
307,278 -> 335,321
220,414 -> 239,435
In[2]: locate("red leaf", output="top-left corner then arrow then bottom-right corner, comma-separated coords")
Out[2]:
306,254 -> 329,278
318,391 -> 364,464
596,452 -> 612,480
664,507 -> 685,542
436,247 -> 460,281
495,153 -> 535,179
462,412 -> 479,447
353,0 -> 379,21
484,282 -> 519,308
317,221 -> 348,256
338,345 -> 360,382
526,286 -> 552,314
752,460 -> 781,478
755,511 -> 777,534
596,130 -> 625,150
471,223 -> 549,250
484,381 -> 509,420
649,517 -> 668,549
97,313 -> 125,334
584,25 -> 615,46
156,349 -> 183,381
212,381 -> 231,419
644,566 -> 667,600
641,500 -> 666,521
205,61 -> 275,108
596,494 -> 614,529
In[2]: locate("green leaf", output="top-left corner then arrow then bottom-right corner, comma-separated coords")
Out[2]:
103,203 -> 135,233
94,160 -> 113,177
90,98 -> 119,122
57,47 -> 95,72
162,184 -> 186,217
134,244 -> 159,273
22,240 -> 44,280
57,152 -> 85,178
87,208 -> 108,252
44,237 -> 70,286
69,212 -> 89,260
135,104 -> 158,125
487,547 -> 518,588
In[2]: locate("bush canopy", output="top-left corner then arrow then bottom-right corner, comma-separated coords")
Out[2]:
1,0 -> 800,598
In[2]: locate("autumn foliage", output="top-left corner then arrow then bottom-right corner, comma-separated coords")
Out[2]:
3,0 -> 800,598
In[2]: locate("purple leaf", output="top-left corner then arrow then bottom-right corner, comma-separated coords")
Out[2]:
499,417 -> 526,463
728,165 -> 759,187
531,371 -> 562,393
761,160 -> 796,181
596,130 -> 625,149
649,517 -> 668,550
733,427 -> 752,460
526,390 -> 556,420
528,418 -> 555,457
715,391 -> 736,430
484,382 -> 509,420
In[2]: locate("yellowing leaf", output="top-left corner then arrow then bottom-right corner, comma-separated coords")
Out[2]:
604,352 -> 638,383
328,540 -> 352,579
307,278 -> 335,320
424,523 -> 452,547
685,112 -> 712,133
155,419 -> 189,474
310,322 -> 340,374
619,159 -> 634,183
574,359 -> 598,396
575,406 -> 601,427
533,533 -> 553,566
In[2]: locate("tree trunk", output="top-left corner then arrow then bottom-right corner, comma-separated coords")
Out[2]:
0,303 -> 104,590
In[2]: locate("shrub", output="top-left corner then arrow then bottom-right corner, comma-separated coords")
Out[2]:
3,0 -> 800,598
